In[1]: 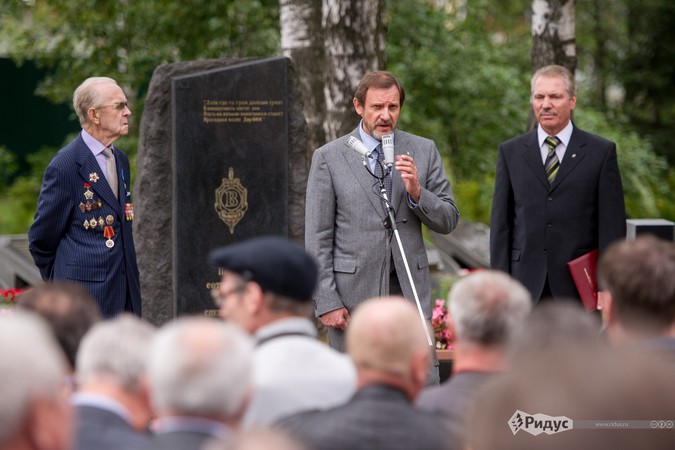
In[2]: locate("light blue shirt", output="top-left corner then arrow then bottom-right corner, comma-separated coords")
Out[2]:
71,392 -> 133,424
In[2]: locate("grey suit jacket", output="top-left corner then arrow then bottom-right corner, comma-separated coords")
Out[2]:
490,126 -> 626,301
279,384 -> 452,450
74,405 -> 150,450
305,127 -> 459,349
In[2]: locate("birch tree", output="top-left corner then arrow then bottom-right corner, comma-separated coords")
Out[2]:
322,0 -> 387,140
280,0 -> 326,156
531,0 -> 576,72
530,0 -> 576,129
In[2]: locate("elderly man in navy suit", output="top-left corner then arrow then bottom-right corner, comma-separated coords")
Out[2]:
29,77 -> 141,317
490,65 -> 626,302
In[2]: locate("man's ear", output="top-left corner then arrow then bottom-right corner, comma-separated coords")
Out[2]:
244,282 -> 265,315
87,107 -> 99,125
353,97 -> 363,116
411,348 -> 430,388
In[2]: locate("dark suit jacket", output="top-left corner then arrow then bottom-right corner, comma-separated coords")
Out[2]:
279,384 -> 452,450
29,133 -> 141,317
306,127 -> 459,350
139,431 -> 219,450
490,126 -> 626,300
74,405 -> 150,450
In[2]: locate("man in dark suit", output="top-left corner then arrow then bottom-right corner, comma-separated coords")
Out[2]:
29,77 -> 141,318
142,317 -> 253,450
305,71 -> 459,357
72,315 -> 155,450
279,297 -> 451,450
490,64 -> 626,302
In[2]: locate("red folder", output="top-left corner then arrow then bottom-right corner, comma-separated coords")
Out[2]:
567,249 -> 599,311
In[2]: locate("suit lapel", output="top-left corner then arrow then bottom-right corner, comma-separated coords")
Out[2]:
549,127 -> 586,191
74,137 -> 123,213
342,129 -> 387,218
521,130 -> 550,189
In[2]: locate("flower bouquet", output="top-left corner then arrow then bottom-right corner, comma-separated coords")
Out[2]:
432,298 -> 454,349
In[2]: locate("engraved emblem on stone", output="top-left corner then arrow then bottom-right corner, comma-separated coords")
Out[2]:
89,172 -> 100,183
215,167 -> 248,234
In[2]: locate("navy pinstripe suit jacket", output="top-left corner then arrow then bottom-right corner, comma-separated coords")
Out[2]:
29,133 -> 141,317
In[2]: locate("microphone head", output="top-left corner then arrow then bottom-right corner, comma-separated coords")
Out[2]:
347,136 -> 371,158
382,134 -> 395,168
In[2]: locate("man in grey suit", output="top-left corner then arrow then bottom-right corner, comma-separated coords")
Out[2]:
72,315 -> 155,450
490,65 -> 626,302
279,297 -> 451,450
417,270 -> 532,449
305,71 -> 459,354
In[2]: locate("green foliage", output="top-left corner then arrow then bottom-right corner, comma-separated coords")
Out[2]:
0,146 -> 19,189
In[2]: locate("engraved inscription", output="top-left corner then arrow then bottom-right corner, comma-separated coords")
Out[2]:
203,99 -> 285,124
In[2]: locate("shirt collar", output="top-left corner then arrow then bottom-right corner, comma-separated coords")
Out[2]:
254,317 -> 317,344
71,392 -> 132,423
537,121 -> 574,148
81,129 -> 108,156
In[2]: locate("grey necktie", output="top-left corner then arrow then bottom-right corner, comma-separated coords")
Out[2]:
102,147 -> 118,199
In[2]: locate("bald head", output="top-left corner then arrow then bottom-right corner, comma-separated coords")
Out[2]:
347,297 -> 428,379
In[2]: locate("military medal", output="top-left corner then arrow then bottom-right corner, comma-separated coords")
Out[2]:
83,220 -> 90,230
89,218 -> 97,228
106,215 -> 114,225
83,183 -> 94,200
89,173 -> 100,183
79,202 -> 86,213
124,203 -> 134,221
103,226 -> 115,248
97,216 -> 105,229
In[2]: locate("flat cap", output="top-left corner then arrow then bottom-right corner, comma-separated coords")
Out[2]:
209,236 -> 318,302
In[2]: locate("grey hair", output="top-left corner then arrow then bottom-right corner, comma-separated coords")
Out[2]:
0,312 -> 66,442
148,317 -> 253,418
531,64 -> 576,99
72,76 -> 119,127
449,271 -> 532,346
76,314 -> 156,392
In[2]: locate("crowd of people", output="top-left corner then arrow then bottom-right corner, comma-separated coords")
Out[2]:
3,68 -> 671,449
2,233 -> 674,450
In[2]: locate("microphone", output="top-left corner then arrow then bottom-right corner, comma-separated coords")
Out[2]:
347,136 -> 373,159
382,134 -> 394,168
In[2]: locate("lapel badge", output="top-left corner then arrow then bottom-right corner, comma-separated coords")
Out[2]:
572,153 -> 577,158
89,173 -> 100,183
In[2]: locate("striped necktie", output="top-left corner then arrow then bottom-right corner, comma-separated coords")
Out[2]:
544,136 -> 561,184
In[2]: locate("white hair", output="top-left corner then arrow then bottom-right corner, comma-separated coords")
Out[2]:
449,271 -> 532,346
0,312 -> 66,442
72,76 -> 119,127
76,314 -> 156,392
148,317 -> 253,418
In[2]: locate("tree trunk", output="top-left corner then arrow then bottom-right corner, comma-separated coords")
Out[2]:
280,0 -> 326,159
322,0 -> 386,140
529,0 -> 577,129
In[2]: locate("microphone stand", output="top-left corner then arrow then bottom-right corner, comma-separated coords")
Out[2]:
363,157 -> 434,347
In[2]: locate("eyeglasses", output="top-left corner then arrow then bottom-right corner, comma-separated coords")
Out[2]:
97,101 -> 130,111
211,283 -> 247,308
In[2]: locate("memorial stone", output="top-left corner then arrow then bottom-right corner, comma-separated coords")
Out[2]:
136,57 -> 308,324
